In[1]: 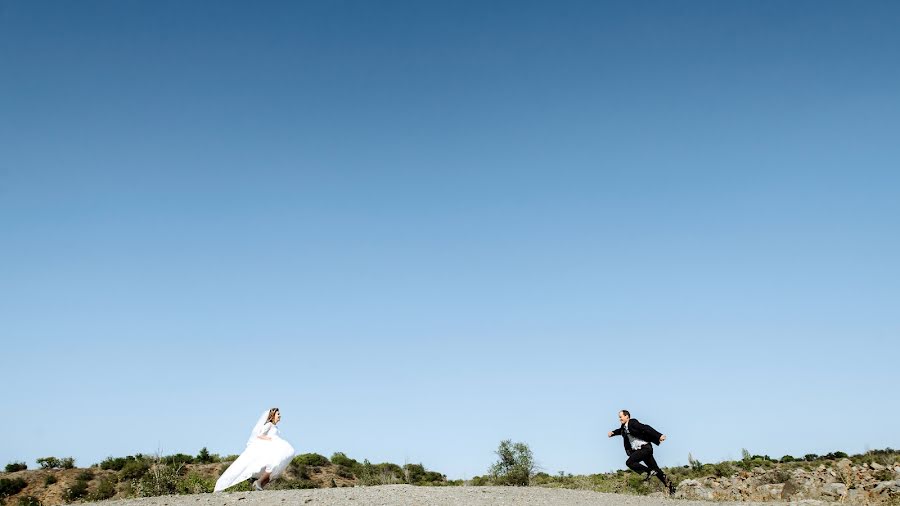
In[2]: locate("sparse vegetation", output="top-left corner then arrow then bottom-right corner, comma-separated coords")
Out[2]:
293,453 -> 330,467
4,463 -> 27,473
89,476 -> 118,501
489,440 -> 536,486
0,478 -> 28,499
16,496 -> 41,506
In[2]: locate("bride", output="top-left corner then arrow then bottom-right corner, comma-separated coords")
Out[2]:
214,408 -> 296,492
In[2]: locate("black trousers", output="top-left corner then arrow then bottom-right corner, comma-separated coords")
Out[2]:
626,444 -> 667,484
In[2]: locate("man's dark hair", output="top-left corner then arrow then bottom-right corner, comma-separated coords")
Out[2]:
621,409 -> 630,417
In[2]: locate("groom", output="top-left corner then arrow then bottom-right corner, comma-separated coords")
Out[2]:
608,409 -> 675,494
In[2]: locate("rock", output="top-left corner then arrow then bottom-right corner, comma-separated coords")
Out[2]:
674,479 -> 714,501
821,482 -> 847,499
755,483 -> 784,500
874,480 -> 900,496
871,462 -> 886,471
781,479 -> 802,500
847,488 -> 865,504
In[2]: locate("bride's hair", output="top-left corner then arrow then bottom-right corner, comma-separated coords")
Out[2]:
266,408 -> 280,424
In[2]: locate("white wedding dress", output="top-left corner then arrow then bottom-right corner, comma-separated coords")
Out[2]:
214,411 -> 296,492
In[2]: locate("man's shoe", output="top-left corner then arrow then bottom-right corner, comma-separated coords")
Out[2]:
666,479 -> 676,495
644,470 -> 657,482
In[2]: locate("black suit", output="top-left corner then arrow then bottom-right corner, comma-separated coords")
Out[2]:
610,418 -> 669,485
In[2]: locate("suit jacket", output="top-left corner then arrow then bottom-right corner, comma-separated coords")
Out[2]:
611,418 -> 663,455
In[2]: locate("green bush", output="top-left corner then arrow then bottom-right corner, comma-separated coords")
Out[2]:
133,465 -> 182,497
35,458 -> 60,470
43,475 -> 57,487
89,477 -> 118,501
100,456 -> 141,471
330,453 -> 358,469
175,472 -> 214,494
403,463 -> 445,485
75,470 -> 94,482
16,496 -> 41,506
119,460 -> 151,481
62,480 -> 89,502
780,455 -> 796,463
875,469 -> 894,481
195,448 -> 219,464
489,440 -> 535,486
4,463 -> 27,473
335,466 -> 354,479
289,461 -> 309,480
59,458 -> 75,470
0,478 -> 28,498
470,475 -> 490,486
293,453 -> 330,467
804,454 -> 819,461
162,454 -> 194,466
711,462 -> 736,477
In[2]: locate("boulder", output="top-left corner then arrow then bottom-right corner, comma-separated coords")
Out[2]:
754,483 -> 784,500
871,462 -> 886,471
874,480 -> 900,497
821,482 -> 847,499
675,479 -> 714,501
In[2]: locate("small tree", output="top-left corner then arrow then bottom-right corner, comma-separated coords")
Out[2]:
489,440 -> 535,486
36,457 -> 61,469
196,447 -> 212,464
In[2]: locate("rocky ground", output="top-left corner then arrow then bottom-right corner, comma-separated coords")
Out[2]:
86,485 -> 791,506
674,458 -> 900,504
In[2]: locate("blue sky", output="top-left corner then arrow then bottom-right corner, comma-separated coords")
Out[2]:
1,1 -> 898,479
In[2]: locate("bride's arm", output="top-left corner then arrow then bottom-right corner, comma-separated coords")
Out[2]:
256,422 -> 273,440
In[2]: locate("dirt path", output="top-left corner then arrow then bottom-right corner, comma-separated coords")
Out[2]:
84,484 -> 815,506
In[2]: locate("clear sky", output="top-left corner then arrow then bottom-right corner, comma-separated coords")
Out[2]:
1,1 -> 898,480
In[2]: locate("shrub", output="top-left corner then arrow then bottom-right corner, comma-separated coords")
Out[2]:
43,475 -> 57,487
195,447 -> 219,464
0,478 -> 28,498
162,454 -> 194,466
330,453 -> 358,469
293,453 -> 330,467
780,455 -> 796,463
16,496 -> 41,506
75,470 -> 94,482
35,458 -> 60,470
688,453 -> 703,471
489,440 -> 535,486
335,466 -> 354,479
89,476 -> 118,501
175,472 -> 214,494
711,462 -> 735,477
4,463 -> 27,473
470,475 -> 490,486
289,461 -> 309,480
875,469 -> 894,481
119,459 -> 151,481
403,463 -> 445,485
804,454 -> 819,462
133,464 -> 182,497
59,458 -> 75,470
62,480 -> 89,502
100,456 -> 139,471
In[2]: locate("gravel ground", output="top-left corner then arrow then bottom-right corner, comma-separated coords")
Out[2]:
83,485 -> 791,506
